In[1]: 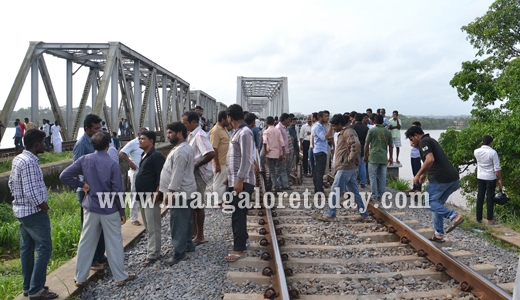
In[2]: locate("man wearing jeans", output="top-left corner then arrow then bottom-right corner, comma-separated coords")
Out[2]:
474,135 -> 502,225
405,126 -> 464,242
316,115 -> 369,222
9,129 -> 58,300
364,115 -> 393,202
350,113 -> 369,189
313,111 -> 330,194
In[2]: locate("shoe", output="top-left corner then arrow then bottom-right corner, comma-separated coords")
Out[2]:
315,215 -> 334,222
131,220 -> 142,226
165,254 -> 186,266
488,221 -> 500,226
224,253 -> 244,262
29,290 -> 58,300
116,273 -> 137,287
186,248 -> 196,253
24,286 -> 48,297
193,240 -> 207,246
90,262 -> 105,271
360,184 -> 366,189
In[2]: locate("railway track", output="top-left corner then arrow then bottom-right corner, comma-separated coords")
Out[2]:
223,174 -> 514,300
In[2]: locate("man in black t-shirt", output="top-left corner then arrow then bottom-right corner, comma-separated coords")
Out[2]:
405,126 -> 464,243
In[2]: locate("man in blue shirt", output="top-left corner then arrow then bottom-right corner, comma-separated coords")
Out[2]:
72,114 -> 105,270
14,121 -> 23,150
61,132 -> 136,287
313,110 -> 330,193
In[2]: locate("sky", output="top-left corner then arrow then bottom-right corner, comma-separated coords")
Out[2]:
0,0 -> 495,117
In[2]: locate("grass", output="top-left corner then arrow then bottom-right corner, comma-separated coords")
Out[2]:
0,152 -> 72,174
459,216 -> 520,254
386,177 -> 411,192
0,190 -> 80,300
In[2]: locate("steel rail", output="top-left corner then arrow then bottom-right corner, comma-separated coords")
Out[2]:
367,202 -> 511,300
256,150 -> 291,299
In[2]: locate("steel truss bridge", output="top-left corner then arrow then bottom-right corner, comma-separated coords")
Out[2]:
237,76 -> 289,117
0,41 -> 229,142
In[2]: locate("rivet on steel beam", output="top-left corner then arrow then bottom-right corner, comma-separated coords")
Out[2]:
460,281 -> 472,292
277,238 -> 286,246
435,263 -> 446,272
417,249 -> 427,257
284,268 -> 293,276
281,253 -> 289,261
262,267 -> 275,276
276,228 -> 283,235
289,289 -> 300,299
263,287 -> 278,299
377,218 -> 384,224
388,227 -> 397,233
259,228 -> 268,235
273,220 -> 280,225
258,211 -> 265,217
260,252 -> 271,261
400,236 -> 410,244
258,219 -> 266,225
260,238 -> 270,246
272,211 -> 278,217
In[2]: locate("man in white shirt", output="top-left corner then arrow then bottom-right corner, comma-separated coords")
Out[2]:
42,119 -> 51,152
119,127 -> 147,226
474,135 -> 503,225
299,115 -> 312,177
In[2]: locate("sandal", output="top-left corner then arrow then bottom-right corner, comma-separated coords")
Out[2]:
446,216 -> 464,233
315,215 -> 334,222
131,220 -> 142,226
116,273 -> 136,287
141,258 -> 157,267
28,289 -> 58,300
224,253 -> 244,262
429,235 -> 446,243
24,286 -> 48,297
90,263 -> 105,271
353,216 -> 372,223
74,280 -> 85,288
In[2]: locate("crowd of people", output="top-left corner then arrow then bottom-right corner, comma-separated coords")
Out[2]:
8,104 -> 505,299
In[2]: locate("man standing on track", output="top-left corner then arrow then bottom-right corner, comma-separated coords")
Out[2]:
299,115 -> 312,177
405,126 -> 464,242
209,111 -> 230,207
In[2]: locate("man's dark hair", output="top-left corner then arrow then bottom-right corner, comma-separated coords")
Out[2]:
318,110 -> 329,119
369,114 -> 376,121
350,111 -> 357,118
167,122 -> 188,139
482,135 -> 493,145
244,113 -> 257,125
182,111 -> 200,124
24,118 -> 29,122
355,113 -> 364,122
289,113 -> 295,118
24,129 -> 45,150
366,108 -> 372,113
266,116 -> 275,125
15,118 -> 20,122
92,132 -> 111,151
405,126 -> 425,138
14,121 -> 18,126
112,132 -> 117,137
102,121 -> 106,125
274,116 -> 278,121
217,111 -> 227,123
412,121 -> 421,127
375,115 -> 384,125
330,114 -> 347,126
243,111 -> 249,115
376,108 -> 381,114
141,130 -> 157,144
312,112 -> 318,120
84,114 -> 102,129
279,113 -> 289,122
195,105 -> 203,110
393,110 -> 398,115
226,104 -> 244,121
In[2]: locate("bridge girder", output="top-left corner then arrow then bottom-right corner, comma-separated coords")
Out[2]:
236,76 -> 289,118
0,41 -> 202,142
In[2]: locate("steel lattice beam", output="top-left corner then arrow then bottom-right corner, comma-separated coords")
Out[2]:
236,76 -> 289,117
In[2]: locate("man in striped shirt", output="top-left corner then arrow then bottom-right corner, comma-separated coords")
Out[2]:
9,129 -> 58,299
182,111 -> 215,246
224,104 -> 256,262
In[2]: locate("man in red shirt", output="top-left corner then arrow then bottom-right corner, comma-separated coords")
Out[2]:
16,119 -> 26,136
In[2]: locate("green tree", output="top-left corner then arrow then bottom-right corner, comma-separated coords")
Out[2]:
445,0 -> 520,221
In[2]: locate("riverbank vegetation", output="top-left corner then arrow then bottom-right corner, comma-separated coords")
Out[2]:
442,0 -> 520,230
0,152 -> 72,174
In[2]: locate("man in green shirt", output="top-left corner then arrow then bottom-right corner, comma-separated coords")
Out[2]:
388,110 -> 402,164
364,115 -> 393,202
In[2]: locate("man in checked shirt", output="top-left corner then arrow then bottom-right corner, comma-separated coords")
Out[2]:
9,129 -> 58,300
